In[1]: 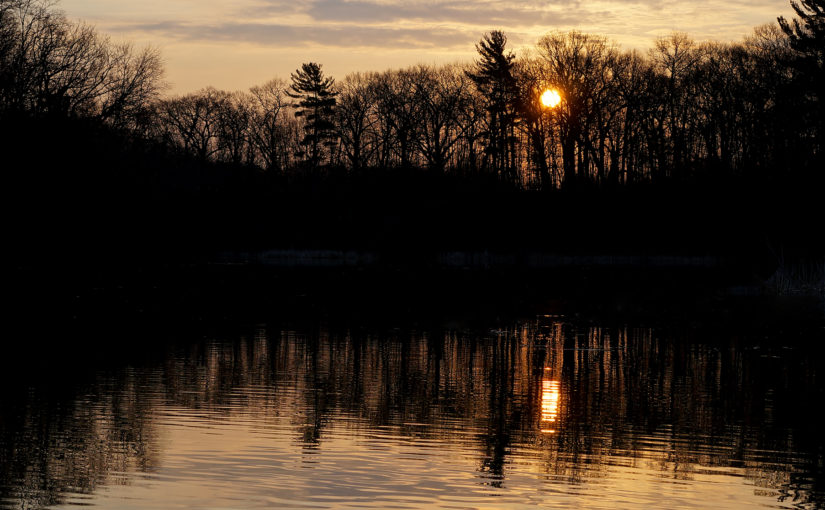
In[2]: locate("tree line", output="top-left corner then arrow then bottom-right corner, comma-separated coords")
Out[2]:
2,0 -> 823,189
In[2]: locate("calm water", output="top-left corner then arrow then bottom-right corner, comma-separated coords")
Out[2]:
2,315 -> 824,509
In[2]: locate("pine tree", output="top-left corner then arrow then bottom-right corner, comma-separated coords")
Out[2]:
288,62 -> 338,167
466,31 -> 519,181
778,0 -> 825,60
778,0 -> 825,160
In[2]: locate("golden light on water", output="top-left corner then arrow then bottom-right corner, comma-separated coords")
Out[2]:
541,372 -> 560,433
541,89 -> 562,108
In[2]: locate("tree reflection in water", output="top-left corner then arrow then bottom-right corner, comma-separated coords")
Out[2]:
1,319 -> 823,508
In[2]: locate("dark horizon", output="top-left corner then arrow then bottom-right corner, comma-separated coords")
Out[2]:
2,0 -> 824,315
2,0 -> 823,183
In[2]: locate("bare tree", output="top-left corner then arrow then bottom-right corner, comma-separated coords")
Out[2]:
611,50 -> 659,184
0,0 -> 163,124
372,68 -> 421,168
97,43 -> 164,129
451,77 -> 486,175
535,31 -> 619,187
249,78 -> 291,172
159,87 -> 226,161
414,64 -> 471,172
650,33 -> 705,179
216,91 -> 254,166
336,72 -> 378,171
514,57 -> 553,188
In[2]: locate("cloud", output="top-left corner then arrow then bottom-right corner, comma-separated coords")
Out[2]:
233,0 -> 307,17
305,0 -> 597,27
121,0 -> 611,51
68,0 -> 796,94
100,0 -> 793,53
126,21 -> 478,49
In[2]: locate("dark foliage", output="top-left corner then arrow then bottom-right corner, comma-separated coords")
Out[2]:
288,62 -> 338,167
2,0 -> 823,276
779,0 -> 825,160
467,31 -> 520,182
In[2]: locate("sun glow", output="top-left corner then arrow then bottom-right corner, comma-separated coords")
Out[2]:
541,89 -> 561,108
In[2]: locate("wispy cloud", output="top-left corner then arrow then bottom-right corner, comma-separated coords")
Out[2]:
304,0 -> 598,27
104,0 -> 791,50
125,21 -> 476,49
121,0 -> 606,50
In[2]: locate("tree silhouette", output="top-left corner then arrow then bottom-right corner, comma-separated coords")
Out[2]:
513,58 -> 552,187
467,31 -> 520,181
288,62 -> 338,167
778,0 -> 824,162
249,78 -> 292,172
778,0 -> 825,58
336,72 -> 378,171
535,31 -> 619,187
650,33 -> 705,180
159,87 -> 226,161
414,65 -> 471,172
0,0 -> 163,123
4,0 -> 824,199
216,91 -> 254,166
372,69 -> 421,168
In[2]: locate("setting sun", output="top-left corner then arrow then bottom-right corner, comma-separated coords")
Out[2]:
541,89 -> 562,108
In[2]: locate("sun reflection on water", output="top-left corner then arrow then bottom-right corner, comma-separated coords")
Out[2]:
541,369 -> 560,434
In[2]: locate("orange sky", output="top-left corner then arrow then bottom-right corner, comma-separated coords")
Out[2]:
59,0 -> 796,94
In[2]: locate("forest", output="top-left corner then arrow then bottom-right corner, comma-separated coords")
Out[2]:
2,0 -> 823,272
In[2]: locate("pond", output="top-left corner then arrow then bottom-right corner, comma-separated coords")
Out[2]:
1,309 -> 823,509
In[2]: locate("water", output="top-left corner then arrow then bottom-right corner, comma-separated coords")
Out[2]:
2,317 -> 823,509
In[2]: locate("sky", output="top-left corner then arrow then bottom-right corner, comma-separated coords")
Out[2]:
59,0 -> 796,95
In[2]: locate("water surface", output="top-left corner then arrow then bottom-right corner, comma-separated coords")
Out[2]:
2,316 -> 823,509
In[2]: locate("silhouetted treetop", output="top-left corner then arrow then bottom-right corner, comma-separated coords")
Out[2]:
289,63 -> 336,100
467,31 -> 517,86
0,0 -> 163,126
288,62 -> 338,166
4,0 -> 823,192
778,0 -> 825,61
778,0 -> 824,162
467,31 -> 520,181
